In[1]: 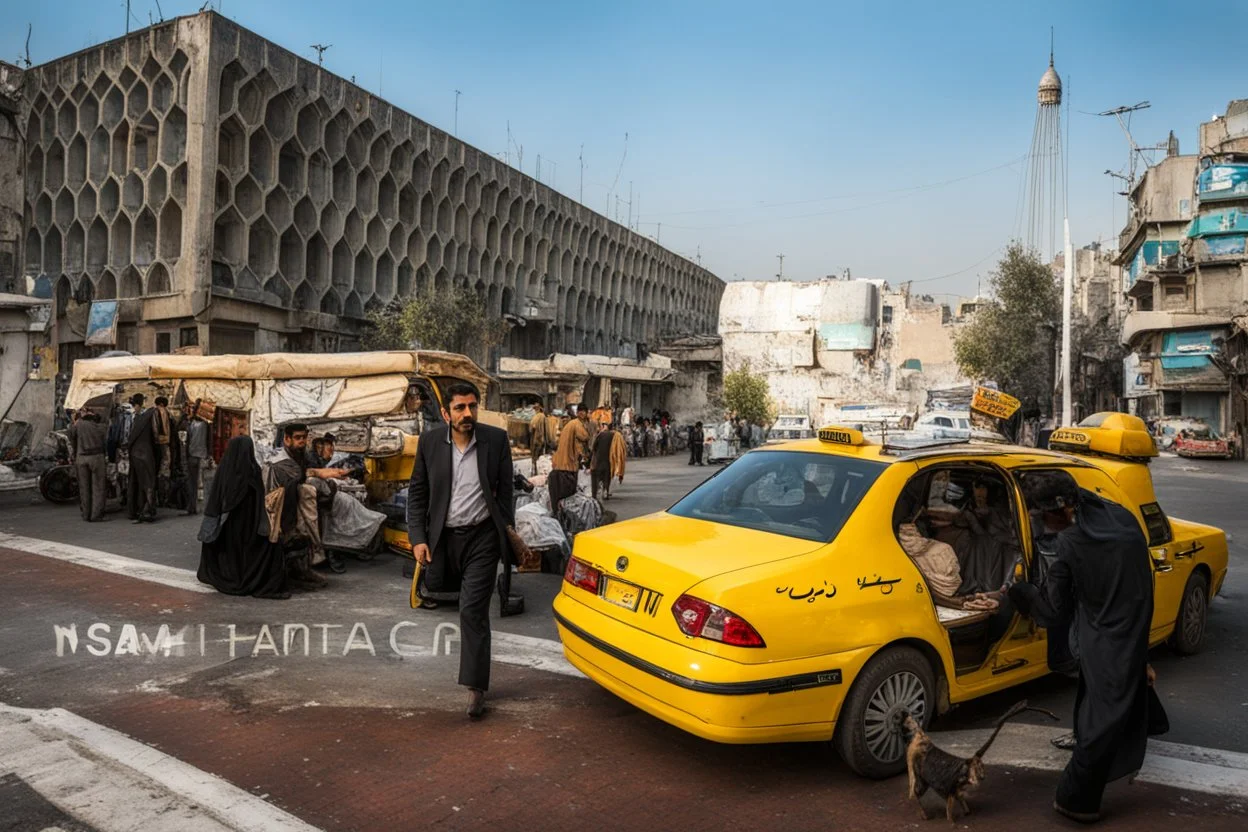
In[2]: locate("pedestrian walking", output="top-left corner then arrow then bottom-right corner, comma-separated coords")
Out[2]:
589,423 -> 624,500
688,421 -> 705,465
123,394 -> 159,523
549,405 -> 590,513
1009,473 -> 1164,823
528,402 -> 547,476
406,383 -> 514,718
182,400 -> 211,515
196,435 -> 289,599
68,408 -> 108,521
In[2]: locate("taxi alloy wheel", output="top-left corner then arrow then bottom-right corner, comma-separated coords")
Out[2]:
1173,572 -> 1209,656
833,646 -> 935,779
864,671 -> 926,763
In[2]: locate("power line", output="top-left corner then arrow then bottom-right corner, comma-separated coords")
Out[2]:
907,246 -> 1004,285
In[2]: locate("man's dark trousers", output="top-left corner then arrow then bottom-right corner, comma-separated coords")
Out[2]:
184,456 -> 203,513
76,454 -> 106,520
427,519 -> 501,691
128,457 -> 157,520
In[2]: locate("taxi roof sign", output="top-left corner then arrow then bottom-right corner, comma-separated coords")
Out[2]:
1048,412 -> 1158,460
817,425 -> 869,446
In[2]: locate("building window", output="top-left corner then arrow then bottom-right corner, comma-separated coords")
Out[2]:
882,305 -> 893,324
180,326 -> 199,348
156,332 -> 172,353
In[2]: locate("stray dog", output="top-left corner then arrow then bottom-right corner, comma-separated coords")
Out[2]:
903,700 -> 1058,822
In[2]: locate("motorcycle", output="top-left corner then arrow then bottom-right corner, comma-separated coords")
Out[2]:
38,430 -> 128,507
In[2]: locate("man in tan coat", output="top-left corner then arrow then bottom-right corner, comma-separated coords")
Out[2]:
548,407 -> 590,513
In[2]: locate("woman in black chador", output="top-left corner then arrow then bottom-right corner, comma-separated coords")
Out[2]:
197,435 -> 289,599
1010,474 -> 1165,823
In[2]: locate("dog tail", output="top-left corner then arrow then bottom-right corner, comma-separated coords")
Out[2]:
973,700 -> 1059,759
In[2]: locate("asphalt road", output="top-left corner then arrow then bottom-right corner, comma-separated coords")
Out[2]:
0,450 -> 1245,830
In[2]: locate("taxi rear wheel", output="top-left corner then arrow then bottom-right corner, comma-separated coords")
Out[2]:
833,646 -> 935,779
1172,571 -> 1209,656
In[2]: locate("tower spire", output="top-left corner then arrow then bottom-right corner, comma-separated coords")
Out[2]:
1050,26 -> 1054,66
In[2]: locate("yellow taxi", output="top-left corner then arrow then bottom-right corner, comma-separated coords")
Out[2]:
553,413 -> 1228,778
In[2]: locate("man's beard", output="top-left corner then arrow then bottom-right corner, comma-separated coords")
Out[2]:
455,418 -> 475,434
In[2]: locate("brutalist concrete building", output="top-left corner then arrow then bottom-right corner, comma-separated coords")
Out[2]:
3,11 -> 723,368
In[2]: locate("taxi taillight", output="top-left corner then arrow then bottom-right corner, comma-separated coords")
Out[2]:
671,595 -> 765,648
563,557 -> 602,595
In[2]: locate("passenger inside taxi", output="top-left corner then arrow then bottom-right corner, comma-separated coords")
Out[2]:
893,469 -> 1022,615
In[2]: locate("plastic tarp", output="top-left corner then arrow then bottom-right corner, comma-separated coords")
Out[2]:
325,374 -> 409,419
559,493 -> 602,537
514,502 -> 569,551
181,379 -> 254,410
64,379 -> 121,409
322,490 -> 387,549
270,378 -> 344,423
70,351 -> 420,382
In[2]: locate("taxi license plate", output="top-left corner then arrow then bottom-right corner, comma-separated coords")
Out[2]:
602,577 -> 642,611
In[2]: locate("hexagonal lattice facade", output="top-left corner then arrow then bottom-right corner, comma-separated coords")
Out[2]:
19,12 -> 723,354
22,25 -> 191,309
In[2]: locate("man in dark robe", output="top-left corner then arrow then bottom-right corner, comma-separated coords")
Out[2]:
123,393 -> 159,523
589,424 -> 617,501
688,421 -> 705,465
263,424 -> 350,581
197,436 -> 288,599
1010,474 -> 1160,822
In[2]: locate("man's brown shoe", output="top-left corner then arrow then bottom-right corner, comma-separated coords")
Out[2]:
467,688 -> 486,719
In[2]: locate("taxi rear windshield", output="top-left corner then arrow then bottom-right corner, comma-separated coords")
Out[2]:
668,451 -> 886,542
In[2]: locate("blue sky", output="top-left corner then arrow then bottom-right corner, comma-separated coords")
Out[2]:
8,0 -> 1248,298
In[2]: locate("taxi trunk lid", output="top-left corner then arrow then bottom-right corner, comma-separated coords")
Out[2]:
566,512 -> 824,638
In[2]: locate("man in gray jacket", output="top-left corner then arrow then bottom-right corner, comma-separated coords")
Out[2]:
68,408 -> 109,522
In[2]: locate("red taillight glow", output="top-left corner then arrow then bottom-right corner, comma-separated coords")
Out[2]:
563,557 -> 602,594
671,595 -> 765,648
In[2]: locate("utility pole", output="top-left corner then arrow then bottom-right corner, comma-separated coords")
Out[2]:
656,223 -> 661,244
311,44 -> 331,66
578,144 -> 584,203
776,254 -> 785,281
627,181 -> 633,228
125,0 -> 131,34
453,90 -> 461,136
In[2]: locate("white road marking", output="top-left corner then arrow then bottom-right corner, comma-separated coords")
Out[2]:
493,630 -> 583,678
9,533 -> 1248,799
0,530 -> 581,675
0,532 -> 214,594
0,702 -> 319,831
929,723 -> 1248,800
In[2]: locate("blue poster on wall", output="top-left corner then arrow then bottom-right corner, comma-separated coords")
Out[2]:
84,300 -> 119,347
1198,164 -> 1248,201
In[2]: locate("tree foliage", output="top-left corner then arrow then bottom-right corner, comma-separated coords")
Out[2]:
361,285 -> 508,364
722,360 -> 776,426
953,243 -> 1060,415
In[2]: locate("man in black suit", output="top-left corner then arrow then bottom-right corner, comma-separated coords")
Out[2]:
123,393 -> 159,523
407,382 -> 514,718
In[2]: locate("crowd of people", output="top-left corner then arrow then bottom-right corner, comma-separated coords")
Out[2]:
64,394 -> 369,600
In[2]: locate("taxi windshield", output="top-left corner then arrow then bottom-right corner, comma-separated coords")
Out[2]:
668,450 -> 886,542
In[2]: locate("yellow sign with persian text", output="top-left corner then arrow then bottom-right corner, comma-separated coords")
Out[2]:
970,387 -> 1021,420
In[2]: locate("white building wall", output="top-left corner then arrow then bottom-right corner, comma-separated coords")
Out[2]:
719,279 -> 969,423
